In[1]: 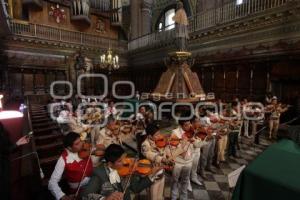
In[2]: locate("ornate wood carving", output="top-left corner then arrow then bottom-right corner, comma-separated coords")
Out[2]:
152,51 -> 205,102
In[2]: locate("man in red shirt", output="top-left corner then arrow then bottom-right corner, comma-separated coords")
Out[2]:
48,132 -> 93,200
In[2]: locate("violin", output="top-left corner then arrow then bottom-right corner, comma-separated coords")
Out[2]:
209,116 -> 219,123
154,135 -> 167,148
183,130 -> 194,139
120,124 -> 135,135
117,157 -> 172,177
94,144 -> 105,157
118,157 -> 135,177
136,159 -> 152,175
194,127 -> 213,140
137,159 -> 173,174
78,142 -> 92,159
192,127 -> 202,139
117,158 -> 152,177
78,142 -> 106,159
168,135 -> 181,147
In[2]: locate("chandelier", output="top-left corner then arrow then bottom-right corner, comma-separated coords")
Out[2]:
100,48 -> 120,73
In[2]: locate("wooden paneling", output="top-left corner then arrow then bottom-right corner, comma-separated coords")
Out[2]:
35,73 -> 45,92
252,66 -> 267,99
225,68 -> 237,100
238,67 -> 251,98
202,67 -> 212,93
3,68 -> 68,97
8,72 -> 22,97
213,67 -> 225,99
194,64 -> 269,101
24,73 -> 34,93
131,68 -> 163,94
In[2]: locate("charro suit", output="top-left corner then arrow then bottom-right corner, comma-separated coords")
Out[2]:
81,164 -> 152,200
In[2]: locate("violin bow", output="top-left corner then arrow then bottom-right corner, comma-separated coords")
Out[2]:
73,147 -> 93,200
122,157 -> 138,195
74,126 -> 96,199
167,141 -> 175,161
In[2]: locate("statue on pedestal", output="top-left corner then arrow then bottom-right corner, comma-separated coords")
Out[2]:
172,1 -> 189,51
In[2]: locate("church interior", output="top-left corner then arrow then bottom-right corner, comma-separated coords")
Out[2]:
1,0 -> 300,200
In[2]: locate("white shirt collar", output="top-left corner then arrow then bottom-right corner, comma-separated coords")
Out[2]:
65,149 -> 82,163
108,167 -> 121,184
173,127 -> 184,138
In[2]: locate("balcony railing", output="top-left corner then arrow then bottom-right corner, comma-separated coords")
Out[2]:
189,0 -> 290,32
128,0 -> 292,51
9,20 -> 125,50
128,26 -> 176,51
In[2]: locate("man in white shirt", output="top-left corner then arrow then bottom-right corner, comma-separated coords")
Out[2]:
81,144 -> 162,200
190,116 -> 208,187
48,132 -> 93,200
105,101 -> 118,118
142,123 -> 174,200
170,119 -> 194,200
266,97 -> 288,139
95,116 -> 122,148
242,98 -> 250,138
198,110 -> 216,179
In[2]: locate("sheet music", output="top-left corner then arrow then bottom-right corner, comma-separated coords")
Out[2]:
228,165 -> 246,188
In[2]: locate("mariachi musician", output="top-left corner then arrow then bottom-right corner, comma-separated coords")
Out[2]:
225,102 -> 242,159
48,132 -> 93,200
141,123 -> 174,200
198,109 -> 216,179
170,119 -> 194,198
189,116 -> 209,186
209,112 -> 229,166
96,116 -> 123,148
265,96 -> 289,139
81,144 -> 162,200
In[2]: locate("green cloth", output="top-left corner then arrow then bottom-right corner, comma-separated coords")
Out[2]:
232,139 -> 300,200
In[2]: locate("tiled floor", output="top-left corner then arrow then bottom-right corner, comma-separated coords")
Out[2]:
135,133 -> 272,200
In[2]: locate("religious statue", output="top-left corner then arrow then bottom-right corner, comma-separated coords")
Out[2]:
74,51 -> 87,72
172,1 -> 189,51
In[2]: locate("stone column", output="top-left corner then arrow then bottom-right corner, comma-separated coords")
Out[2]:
141,0 -> 153,36
33,69 -> 37,94
44,69 -> 47,93
130,0 -> 140,39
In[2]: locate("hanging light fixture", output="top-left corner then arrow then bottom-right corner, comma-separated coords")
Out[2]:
100,47 -> 120,73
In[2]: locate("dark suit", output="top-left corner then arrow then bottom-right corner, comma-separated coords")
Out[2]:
0,127 -> 17,200
81,164 -> 152,200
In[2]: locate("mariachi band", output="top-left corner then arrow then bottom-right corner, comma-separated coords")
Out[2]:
47,96 -> 289,200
